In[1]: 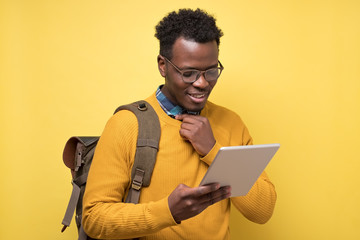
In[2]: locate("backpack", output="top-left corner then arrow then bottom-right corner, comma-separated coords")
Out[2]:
61,100 -> 161,240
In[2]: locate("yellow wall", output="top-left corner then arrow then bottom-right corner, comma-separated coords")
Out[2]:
1,0 -> 359,239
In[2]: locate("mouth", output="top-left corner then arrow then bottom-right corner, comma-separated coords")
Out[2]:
188,93 -> 206,98
187,92 -> 208,104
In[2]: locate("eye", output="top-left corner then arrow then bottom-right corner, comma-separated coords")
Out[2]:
182,70 -> 197,78
206,68 -> 219,77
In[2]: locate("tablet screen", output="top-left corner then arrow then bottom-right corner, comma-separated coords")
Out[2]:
200,144 -> 280,197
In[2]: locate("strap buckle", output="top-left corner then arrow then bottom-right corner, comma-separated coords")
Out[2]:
131,168 -> 145,191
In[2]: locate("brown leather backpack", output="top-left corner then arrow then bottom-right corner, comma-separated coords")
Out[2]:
61,100 -> 161,240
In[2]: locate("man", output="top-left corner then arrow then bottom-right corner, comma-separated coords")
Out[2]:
82,8 -> 276,239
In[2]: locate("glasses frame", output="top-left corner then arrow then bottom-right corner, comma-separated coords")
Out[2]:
163,56 -> 224,83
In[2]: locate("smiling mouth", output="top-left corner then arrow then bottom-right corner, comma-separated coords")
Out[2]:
188,93 -> 206,99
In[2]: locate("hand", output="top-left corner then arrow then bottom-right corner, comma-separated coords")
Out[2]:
175,114 -> 216,156
168,183 -> 231,223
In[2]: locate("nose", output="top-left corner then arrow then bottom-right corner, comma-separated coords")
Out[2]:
192,72 -> 209,89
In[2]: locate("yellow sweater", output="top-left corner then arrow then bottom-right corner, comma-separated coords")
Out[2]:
82,93 -> 277,240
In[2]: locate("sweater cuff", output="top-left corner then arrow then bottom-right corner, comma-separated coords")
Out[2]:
148,196 -> 179,229
200,141 -> 222,166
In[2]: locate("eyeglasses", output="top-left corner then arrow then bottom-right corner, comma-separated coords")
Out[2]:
163,56 -> 224,83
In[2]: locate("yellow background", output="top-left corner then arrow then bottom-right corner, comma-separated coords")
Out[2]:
1,0 -> 359,239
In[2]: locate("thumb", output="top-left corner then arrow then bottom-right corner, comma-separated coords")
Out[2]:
175,114 -> 184,121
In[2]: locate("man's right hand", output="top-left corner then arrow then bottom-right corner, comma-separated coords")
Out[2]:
168,183 -> 231,223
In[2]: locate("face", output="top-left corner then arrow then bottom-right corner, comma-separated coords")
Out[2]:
158,37 -> 219,112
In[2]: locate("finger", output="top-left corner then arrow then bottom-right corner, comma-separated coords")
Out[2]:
196,183 -> 221,196
209,191 -> 231,205
211,186 -> 232,203
178,129 -> 190,140
175,114 -> 186,121
178,125 -> 199,140
180,118 -> 206,132
176,114 -> 202,122
195,187 -> 231,213
179,122 -> 194,130
198,186 -> 232,204
172,184 -> 217,200
178,123 -> 194,138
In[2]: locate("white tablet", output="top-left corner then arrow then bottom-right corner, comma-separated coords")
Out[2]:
200,144 -> 280,197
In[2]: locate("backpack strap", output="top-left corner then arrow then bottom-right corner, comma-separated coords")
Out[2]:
114,100 -> 161,203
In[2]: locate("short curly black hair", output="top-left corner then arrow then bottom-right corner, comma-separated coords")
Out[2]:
155,8 -> 223,59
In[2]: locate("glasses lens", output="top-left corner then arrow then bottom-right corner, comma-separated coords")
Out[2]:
182,70 -> 199,83
204,68 -> 221,81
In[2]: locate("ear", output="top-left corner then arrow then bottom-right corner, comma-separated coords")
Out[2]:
157,55 -> 166,78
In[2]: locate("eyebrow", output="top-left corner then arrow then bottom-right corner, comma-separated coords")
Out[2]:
180,62 -> 219,71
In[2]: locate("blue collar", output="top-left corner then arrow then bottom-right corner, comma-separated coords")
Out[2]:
156,85 -> 200,118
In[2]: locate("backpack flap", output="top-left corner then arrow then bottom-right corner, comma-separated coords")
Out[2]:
63,137 -> 98,178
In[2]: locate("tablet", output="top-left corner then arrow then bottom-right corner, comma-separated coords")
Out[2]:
200,144 -> 280,197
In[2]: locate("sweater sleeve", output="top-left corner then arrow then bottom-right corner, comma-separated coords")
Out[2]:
229,115 -> 277,224
82,111 -> 177,239
231,171 -> 277,224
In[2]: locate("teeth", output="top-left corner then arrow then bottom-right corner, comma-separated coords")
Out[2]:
190,93 -> 205,98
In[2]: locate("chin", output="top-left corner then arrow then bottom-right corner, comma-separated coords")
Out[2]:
184,105 -> 205,113
180,97 -> 208,112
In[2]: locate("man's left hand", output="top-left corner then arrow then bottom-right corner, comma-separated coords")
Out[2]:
175,114 -> 215,156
